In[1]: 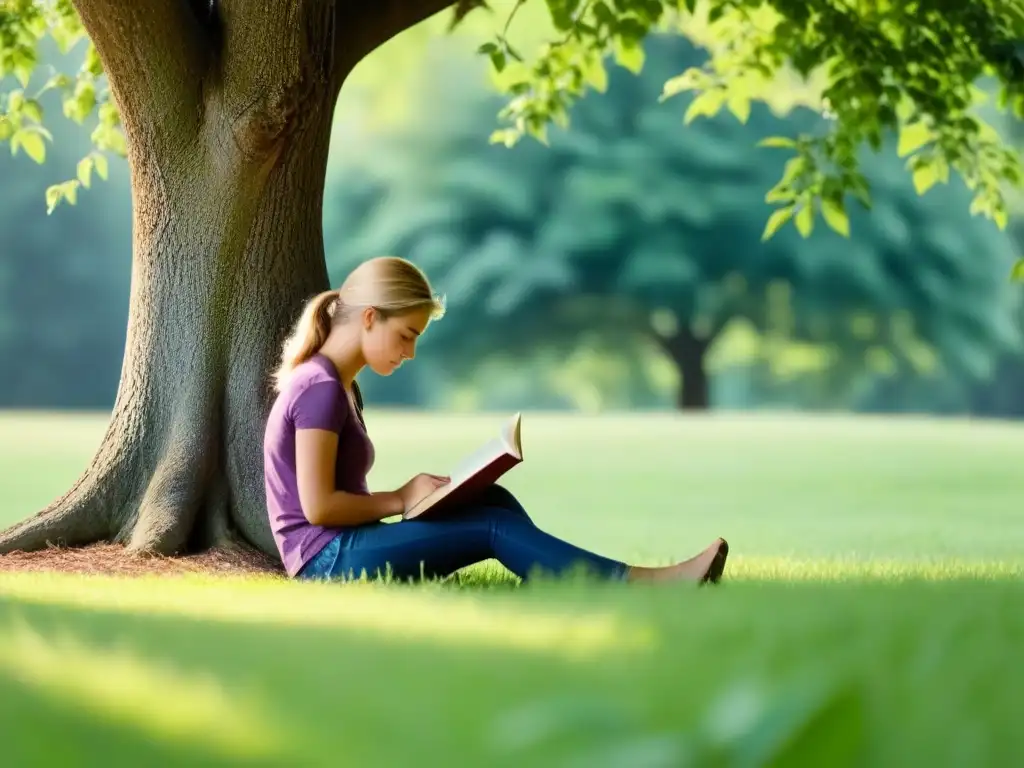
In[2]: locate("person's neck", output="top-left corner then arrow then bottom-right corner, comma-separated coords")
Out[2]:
316,333 -> 364,389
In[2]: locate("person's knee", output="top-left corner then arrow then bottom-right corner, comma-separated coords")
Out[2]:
485,484 -> 531,520
481,503 -> 534,530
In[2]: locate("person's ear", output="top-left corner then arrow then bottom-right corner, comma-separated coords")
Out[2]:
362,306 -> 375,330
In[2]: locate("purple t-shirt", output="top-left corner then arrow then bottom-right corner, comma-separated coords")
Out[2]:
263,353 -> 375,577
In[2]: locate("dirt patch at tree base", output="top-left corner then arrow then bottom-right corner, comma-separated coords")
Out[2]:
0,543 -> 286,578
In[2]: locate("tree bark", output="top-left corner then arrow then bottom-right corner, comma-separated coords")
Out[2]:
655,329 -> 713,411
0,0 -> 457,560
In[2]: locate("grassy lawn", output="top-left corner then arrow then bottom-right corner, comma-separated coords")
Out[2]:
1,409 -> 1022,766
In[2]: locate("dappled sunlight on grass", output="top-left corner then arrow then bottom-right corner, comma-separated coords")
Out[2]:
0,564 -> 1022,766
0,618 -> 287,760
0,572 -> 655,658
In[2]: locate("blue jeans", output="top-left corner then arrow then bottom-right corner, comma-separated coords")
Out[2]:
297,485 -> 629,583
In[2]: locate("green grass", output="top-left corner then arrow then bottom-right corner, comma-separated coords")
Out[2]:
1,409 -> 1022,766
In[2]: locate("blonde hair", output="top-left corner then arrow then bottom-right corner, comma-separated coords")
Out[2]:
271,256 -> 445,392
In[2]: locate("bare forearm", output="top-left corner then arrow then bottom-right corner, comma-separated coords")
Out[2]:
309,490 -> 403,527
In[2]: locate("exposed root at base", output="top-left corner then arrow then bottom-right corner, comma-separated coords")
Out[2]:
0,542 -> 285,578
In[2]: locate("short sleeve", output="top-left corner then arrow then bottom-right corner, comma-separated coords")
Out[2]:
291,381 -> 347,433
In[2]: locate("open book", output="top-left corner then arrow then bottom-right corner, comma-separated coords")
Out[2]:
402,412 -> 524,520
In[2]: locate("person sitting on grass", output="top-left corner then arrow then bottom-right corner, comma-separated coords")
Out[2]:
263,256 -> 729,585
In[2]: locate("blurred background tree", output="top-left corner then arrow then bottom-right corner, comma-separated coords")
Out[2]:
326,36 -> 1023,412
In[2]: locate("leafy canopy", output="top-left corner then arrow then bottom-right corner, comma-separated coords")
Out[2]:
460,0 -> 1024,268
3,0 -> 1024,279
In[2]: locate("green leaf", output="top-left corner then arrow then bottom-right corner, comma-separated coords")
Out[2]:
1011,259 -> 1024,282
40,73 -> 73,95
50,23 -> 80,54
84,45 -> 103,76
993,207 -> 1008,231
759,136 -> 797,149
547,0 -> 576,30
795,202 -> 814,237
614,39 -> 645,75
109,131 -> 127,156
550,101 -> 569,129
98,101 -> 120,127
15,64 -> 33,89
765,183 -> 795,204
660,68 -> 708,101
583,56 -> 609,93
779,156 -> 807,187
490,49 -> 507,73
684,0 -> 698,12
708,3 -> 728,23
93,152 -> 109,180
77,156 -> 94,188
64,81 -> 97,124
22,99 -> 43,124
912,164 -> 939,195
489,129 -> 520,147
761,206 -> 794,241
45,181 -> 80,214
821,197 -> 850,237
527,119 -> 549,145
91,122 -> 127,156
897,121 -> 934,158
45,184 -> 62,214
728,93 -> 751,124
684,89 -> 726,125
12,128 -> 46,164
592,0 -> 615,26
847,173 -> 872,209
0,117 -> 13,142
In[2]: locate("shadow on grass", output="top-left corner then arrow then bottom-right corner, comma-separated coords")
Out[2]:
0,570 -> 655,660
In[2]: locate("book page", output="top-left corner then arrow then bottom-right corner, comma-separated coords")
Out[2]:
501,412 -> 523,457
441,413 -> 521,486
447,437 -> 508,486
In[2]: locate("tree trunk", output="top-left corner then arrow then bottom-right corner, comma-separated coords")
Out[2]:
0,93 -> 335,558
656,329 -> 712,411
0,0 -> 457,561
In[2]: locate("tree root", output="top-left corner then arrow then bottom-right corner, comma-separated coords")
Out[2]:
0,394 -> 267,571
0,464 -> 115,556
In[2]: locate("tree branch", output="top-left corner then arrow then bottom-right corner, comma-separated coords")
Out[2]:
72,0 -> 210,153
650,324 -> 715,361
207,0 -> 458,160
340,0 -> 459,70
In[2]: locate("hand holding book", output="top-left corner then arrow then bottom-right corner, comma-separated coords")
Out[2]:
398,473 -> 451,515
402,413 -> 524,520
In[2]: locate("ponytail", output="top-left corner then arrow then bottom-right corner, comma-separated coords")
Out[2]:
271,289 -> 339,392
